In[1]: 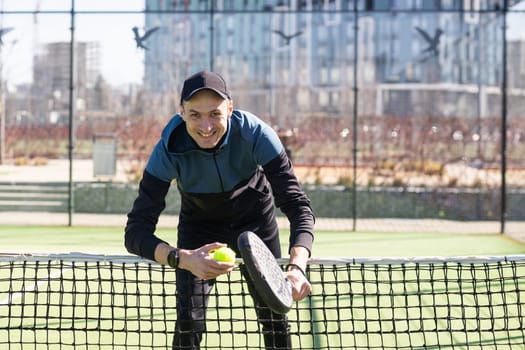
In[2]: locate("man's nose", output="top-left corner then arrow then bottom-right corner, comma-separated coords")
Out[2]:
199,118 -> 213,131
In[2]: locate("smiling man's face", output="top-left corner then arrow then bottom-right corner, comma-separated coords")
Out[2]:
181,89 -> 233,149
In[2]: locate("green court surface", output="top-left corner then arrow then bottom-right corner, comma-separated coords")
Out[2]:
0,225 -> 524,257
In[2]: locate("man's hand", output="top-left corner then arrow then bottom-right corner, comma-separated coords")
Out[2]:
286,268 -> 311,301
178,242 -> 236,280
286,246 -> 312,301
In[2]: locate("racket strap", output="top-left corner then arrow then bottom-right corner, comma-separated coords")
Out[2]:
285,263 -> 306,276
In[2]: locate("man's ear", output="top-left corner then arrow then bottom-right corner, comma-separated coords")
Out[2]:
227,100 -> 234,115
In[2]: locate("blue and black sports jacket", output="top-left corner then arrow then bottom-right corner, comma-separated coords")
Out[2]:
125,110 -> 314,261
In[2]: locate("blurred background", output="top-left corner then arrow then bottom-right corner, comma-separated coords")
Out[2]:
0,0 -> 524,232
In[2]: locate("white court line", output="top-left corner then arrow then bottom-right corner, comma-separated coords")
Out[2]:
0,266 -> 72,306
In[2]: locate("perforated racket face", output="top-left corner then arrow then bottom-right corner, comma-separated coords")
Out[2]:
237,231 -> 293,314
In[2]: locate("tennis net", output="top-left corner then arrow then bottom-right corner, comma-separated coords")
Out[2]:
1,253 -> 524,349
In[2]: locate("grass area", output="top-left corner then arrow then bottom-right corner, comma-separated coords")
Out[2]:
312,231 -> 525,257
0,225 -> 524,257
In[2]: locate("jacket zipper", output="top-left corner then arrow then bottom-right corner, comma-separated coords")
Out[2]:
212,151 -> 225,192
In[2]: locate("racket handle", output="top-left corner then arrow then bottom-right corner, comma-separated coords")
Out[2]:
285,278 -> 294,293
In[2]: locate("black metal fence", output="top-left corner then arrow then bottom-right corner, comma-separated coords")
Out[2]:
0,0 -> 524,231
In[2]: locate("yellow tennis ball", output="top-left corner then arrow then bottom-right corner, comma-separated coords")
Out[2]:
212,247 -> 236,263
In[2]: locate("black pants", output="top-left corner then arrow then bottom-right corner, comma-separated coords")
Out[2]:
172,265 -> 291,350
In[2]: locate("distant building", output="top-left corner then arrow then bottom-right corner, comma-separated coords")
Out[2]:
31,41 -> 101,124
141,0 -> 525,121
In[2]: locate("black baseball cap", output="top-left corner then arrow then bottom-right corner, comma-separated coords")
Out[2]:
180,70 -> 231,104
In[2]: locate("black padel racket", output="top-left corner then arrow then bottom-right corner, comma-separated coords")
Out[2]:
237,231 -> 293,314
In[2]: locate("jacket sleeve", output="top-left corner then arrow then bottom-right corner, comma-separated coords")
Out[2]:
124,170 -> 171,261
262,150 -> 315,256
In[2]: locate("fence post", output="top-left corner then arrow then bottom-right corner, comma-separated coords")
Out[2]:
500,1 -> 508,234
67,0 -> 76,227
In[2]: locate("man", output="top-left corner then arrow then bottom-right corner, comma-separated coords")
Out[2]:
125,70 -> 315,349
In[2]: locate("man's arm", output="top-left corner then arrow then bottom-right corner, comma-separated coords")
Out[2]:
127,171 -> 235,280
125,171 -> 171,261
287,246 -> 309,273
262,150 -> 315,255
262,150 -> 315,301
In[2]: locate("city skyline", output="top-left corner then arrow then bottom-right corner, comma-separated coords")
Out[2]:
1,0 -> 525,90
